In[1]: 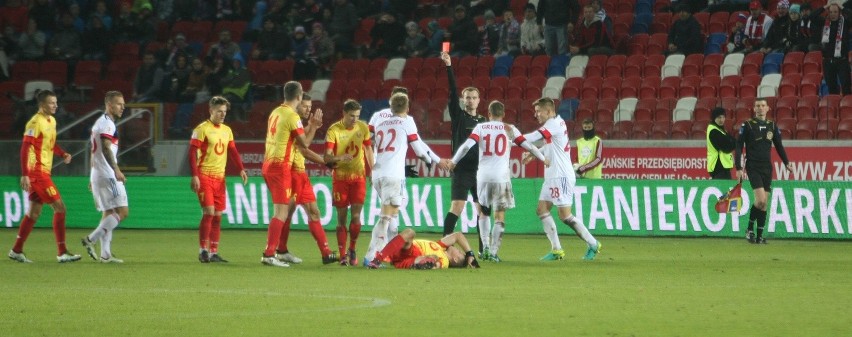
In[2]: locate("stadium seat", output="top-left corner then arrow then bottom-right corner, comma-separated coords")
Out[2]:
596,98 -> 618,122
620,76 -> 641,98
644,54 -> 665,77
838,95 -> 852,120
781,51 -> 804,75
818,94 -> 842,120
557,98 -> 579,120
524,76 -> 547,99
510,54 -> 532,77
530,55 -> 550,77
774,96 -> 797,120
401,57 -> 423,79
605,54 -> 626,78
661,54 -> 685,78
561,77 -> 583,99
679,76 -> 700,98
694,97 -> 717,122
741,52 -> 764,76
681,54 -> 703,77
720,53 -> 744,77
624,54 -> 645,77
757,73 -> 782,97
702,53 -> 723,76
575,99 -> 596,121
547,54 -> 569,77
614,97 -> 638,121
673,97 -> 697,121
628,33 -> 649,55
708,11 -> 729,33
795,118 -> 817,139
734,97 -> 755,121
816,119 -> 839,139
796,95 -> 819,119
739,74 -> 760,98
639,76 -> 661,99
581,76 -> 603,100
600,77 -> 621,99
11,61 -> 39,82
39,61 -> 67,88
650,12 -> 671,34
698,75 -> 721,98
634,98 -> 656,121
632,120 -> 652,139
492,55 -> 514,77
631,13 -> 652,34
0,80 -> 24,104
659,76 -> 681,99
584,55 -> 607,78
761,52 -> 784,75
776,118 -> 796,139
654,97 -> 676,121
777,73 -> 802,97
565,55 -> 589,78
803,51 -> 822,74
611,120 -> 633,139
693,12 -> 710,34
690,121 -> 708,140
671,120 -> 692,139
719,75 -> 741,98
800,73 -> 823,97
543,76 -> 566,100
836,119 -> 852,139
650,121 -> 670,139
111,42 -> 140,61
613,13 -> 633,37
647,33 -> 668,55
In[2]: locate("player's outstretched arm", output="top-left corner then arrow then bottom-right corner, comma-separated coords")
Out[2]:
450,138 -> 476,165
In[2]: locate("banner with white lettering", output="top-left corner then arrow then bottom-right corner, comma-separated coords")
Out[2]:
2,177 -> 849,239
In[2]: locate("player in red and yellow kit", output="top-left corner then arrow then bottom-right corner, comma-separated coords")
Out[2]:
325,99 -> 373,266
189,96 -> 248,263
261,81 -> 335,267
8,90 -> 81,263
369,229 -> 480,269
274,93 -> 346,265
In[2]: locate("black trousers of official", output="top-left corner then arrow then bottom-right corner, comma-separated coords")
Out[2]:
823,57 -> 852,95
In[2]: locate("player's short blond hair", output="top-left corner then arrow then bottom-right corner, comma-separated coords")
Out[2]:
209,95 -> 230,109
461,87 -> 480,97
390,93 -> 409,114
488,100 -> 505,117
533,97 -> 555,111
283,81 -> 302,101
104,91 -> 124,105
343,99 -> 361,112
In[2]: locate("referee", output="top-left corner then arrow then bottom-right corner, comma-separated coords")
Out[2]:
440,52 -> 486,251
735,98 -> 792,244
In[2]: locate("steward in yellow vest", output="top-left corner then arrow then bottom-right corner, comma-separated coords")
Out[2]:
575,119 -> 603,179
706,108 -> 736,179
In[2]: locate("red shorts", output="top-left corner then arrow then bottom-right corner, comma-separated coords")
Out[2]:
197,175 -> 226,211
263,170 -> 292,204
391,244 -> 422,269
332,178 -> 366,207
290,170 -> 316,205
28,174 -> 61,204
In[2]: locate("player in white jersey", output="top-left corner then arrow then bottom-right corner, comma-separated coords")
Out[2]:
363,92 -> 449,267
81,91 -> 128,263
521,98 -> 601,261
367,86 -> 408,241
449,101 -> 548,261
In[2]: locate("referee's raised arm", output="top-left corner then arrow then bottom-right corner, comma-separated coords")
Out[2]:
442,52 -> 462,121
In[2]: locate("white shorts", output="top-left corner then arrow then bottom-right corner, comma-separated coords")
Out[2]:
372,177 -> 405,206
539,177 -> 575,207
91,178 -> 128,212
477,181 -> 515,210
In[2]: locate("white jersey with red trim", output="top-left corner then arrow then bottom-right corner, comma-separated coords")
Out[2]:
524,117 -> 574,179
372,115 -> 419,180
368,108 -> 393,133
89,114 -> 119,180
467,121 -> 524,183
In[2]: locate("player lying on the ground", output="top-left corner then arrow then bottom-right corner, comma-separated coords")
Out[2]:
367,229 -> 481,269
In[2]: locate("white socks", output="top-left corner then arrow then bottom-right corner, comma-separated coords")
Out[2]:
563,215 -> 597,248
540,213 -> 562,251
364,215 -> 392,262
100,229 -> 113,259
88,213 -> 120,259
490,221 -> 505,256
478,214 -> 492,252
385,216 -> 399,241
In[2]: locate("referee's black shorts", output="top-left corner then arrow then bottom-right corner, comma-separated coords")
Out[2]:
451,169 -> 478,202
746,162 -> 772,191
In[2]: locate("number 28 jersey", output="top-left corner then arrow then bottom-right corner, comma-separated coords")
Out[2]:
524,117 -> 574,180
371,115 -> 419,180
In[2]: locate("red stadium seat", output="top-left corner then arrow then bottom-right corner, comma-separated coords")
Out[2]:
708,12 -> 729,33
803,51 -> 822,74
694,97 -> 718,122
777,73 -> 801,97
800,73 -> 823,97
584,55 -> 607,78
624,54 -> 645,77
702,53 -> 723,76
782,51 -> 805,75
681,54 -> 703,77
698,75 -> 721,98
818,94 -> 841,120
739,74 -> 760,98
659,76 -> 681,99
634,98 -> 656,121
628,34 -> 649,55
795,118 -> 818,139
644,54 -> 665,77
671,120 -> 693,139
839,95 -> 852,120
639,76 -> 661,99
719,75 -> 741,98
596,98 -> 618,122
796,95 -> 819,119
774,96 -> 797,120
816,119 -> 839,139
650,12 -> 671,34
620,76 -> 641,98
39,60 -> 68,88
654,97 -> 676,121
836,119 -> 852,139
679,76 -> 700,98
581,76 -> 603,100
647,33 -> 668,55
11,61 -> 39,82
633,120 -> 653,139
611,120 -> 633,139
600,77 -> 622,99
605,54 -> 626,78
741,52 -> 764,76
530,55 -> 550,77
650,121 -> 670,139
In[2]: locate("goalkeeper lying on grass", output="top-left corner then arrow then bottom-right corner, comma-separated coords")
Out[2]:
366,229 -> 481,269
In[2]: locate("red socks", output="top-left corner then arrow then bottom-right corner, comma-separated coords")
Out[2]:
378,235 -> 406,261
210,215 -> 221,253
265,218 -> 285,257
348,221 -> 361,252
53,212 -> 67,255
12,216 -> 35,253
199,214 -> 213,250
336,225 -> 348,256
308,220 -> 331,256
276,219 -> 291,253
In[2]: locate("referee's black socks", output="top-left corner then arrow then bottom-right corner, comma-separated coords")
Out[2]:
443,213 -> 459,236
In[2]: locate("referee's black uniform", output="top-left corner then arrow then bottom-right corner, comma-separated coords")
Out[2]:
442,64 -> 485,236
735,117 -> 790,243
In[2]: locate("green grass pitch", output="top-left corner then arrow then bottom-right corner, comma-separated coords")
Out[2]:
2,228 -> 850,337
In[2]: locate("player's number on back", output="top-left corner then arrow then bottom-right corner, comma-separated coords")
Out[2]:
482,134 -> 507,156
375,129 -> 397,154
269,115 -> 279,136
